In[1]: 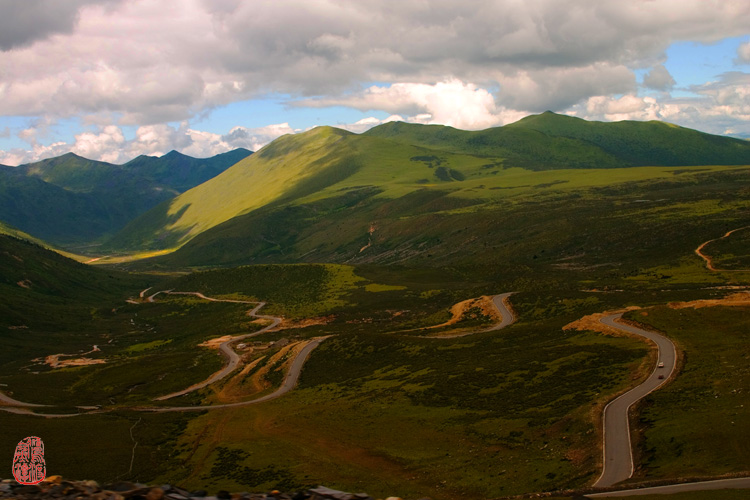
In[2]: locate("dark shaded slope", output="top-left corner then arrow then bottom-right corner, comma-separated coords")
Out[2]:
122,148 -> 251,191
0,235 -> 143,329
0,167 -> 120,244
0,149 -> 251,246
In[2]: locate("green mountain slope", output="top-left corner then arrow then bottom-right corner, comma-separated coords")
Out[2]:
364,111 -> 750,169
0,148 -> 251,246
106,127 -> 362,250
111,113 -> 750,257
507,111 -> 750,166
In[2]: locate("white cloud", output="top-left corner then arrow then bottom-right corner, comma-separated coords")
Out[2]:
494,64 -> 636,112
301,80 -> 527,130
2,0 -> 750,161
569,72 -> 750,135
2,1 -> 750,123
334,115 -> 404,134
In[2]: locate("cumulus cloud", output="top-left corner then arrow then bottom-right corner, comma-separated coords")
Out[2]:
0,121 -> 295,166
495,64 -> 636,112
300,80 -> 527,130
0,0 -> 110,51
569,72 -> 750,135
3,0 -> 750,162
643,64 -> 676,91
336,116 -> 404,134
2,0 -> 750,124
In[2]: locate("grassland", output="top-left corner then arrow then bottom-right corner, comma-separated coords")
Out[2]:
623,306 -> 750,481
158,323 -> 649,499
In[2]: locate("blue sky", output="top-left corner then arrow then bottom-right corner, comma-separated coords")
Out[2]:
1,1 -> 749,165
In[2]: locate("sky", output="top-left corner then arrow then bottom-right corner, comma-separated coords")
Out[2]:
1,0 -> 750,165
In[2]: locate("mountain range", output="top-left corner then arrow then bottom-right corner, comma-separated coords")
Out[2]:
0,148 -> 251,246
104,111 -> 750,267
3,111 -> 750,265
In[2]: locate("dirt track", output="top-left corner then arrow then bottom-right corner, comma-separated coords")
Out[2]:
695,226 -> 750,271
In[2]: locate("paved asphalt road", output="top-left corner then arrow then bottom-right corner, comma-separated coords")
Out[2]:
152,292 -> 281,400
587,477 -> 750,497
145,338 -> 325,412
594,313 -> 678,488
486,292 -> 516,331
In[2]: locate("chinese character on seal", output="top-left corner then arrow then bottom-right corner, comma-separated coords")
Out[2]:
12,436 -> 46,485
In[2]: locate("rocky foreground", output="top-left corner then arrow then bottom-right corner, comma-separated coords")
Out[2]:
0,477 -> 428,500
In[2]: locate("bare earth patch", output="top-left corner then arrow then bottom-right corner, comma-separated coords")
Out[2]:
275,315 -> 334,331
215,340 -> 316,403
42,345 -> 105,368
198,335 -> 238,349
413,295 -> 501,333
667,291 -> 750,309
563,306 -> 642,336
45,356 -> 107,368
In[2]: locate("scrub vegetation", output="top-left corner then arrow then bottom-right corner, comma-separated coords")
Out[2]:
2,114 -> 750,497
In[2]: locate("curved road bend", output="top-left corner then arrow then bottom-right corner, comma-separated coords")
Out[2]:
587,477 -> 750,497
0,338 -> 326,416
0,391 -> 47,407
486,292 -> 516,331
424,292 -> 516,338
149,292 -> 282,400
594,313 -> 678,488
142,337 -> 326,412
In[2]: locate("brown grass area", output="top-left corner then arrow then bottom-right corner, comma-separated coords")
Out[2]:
247,411 -> 454,499
213,341 -> 313,403
562,306 -> 642,337
197,335 -> 238,349
214,357 -> 266,403
44,355 -> 106,368
667,291 -> 750,309
404,295 -> 501,334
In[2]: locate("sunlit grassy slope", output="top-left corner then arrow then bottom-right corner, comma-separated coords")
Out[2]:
108,112 -> 750,256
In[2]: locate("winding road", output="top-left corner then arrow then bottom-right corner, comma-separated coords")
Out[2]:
0,291 -> 516,415
486,292 -> 516,331
143,337 -> 327,412
416,292 -> 516,338
588,476 -> 750,497
695,226 -> 750,272
151,292 -> 281,401
594,313 -> 678,488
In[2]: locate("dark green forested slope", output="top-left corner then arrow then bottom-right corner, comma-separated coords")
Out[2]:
0,149 -> 251,246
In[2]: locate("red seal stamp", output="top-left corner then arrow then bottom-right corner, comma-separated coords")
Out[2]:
12,436 -> 46,485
